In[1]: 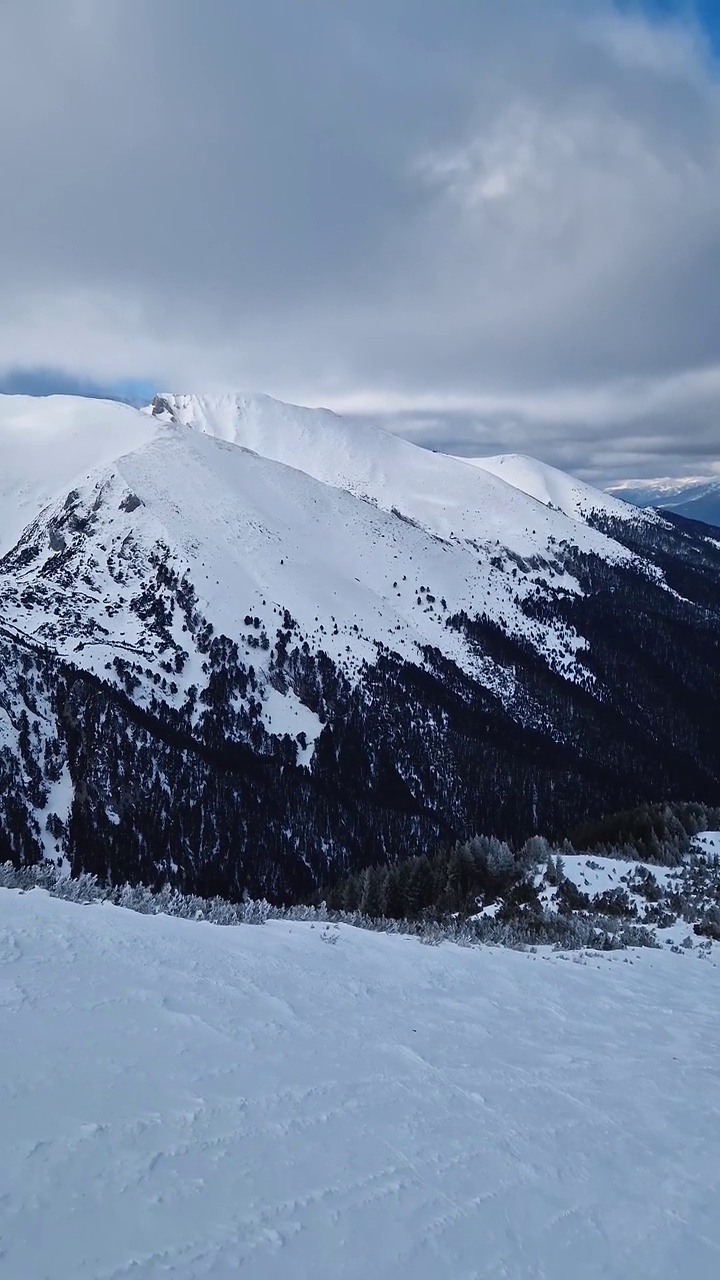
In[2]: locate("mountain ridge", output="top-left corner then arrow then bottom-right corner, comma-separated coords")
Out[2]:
458,451 -> 645,525
1,391 -> 719,897
149,392 -> 645,559
607,474 -> 720,530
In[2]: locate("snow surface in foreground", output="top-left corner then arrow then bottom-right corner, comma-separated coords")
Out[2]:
2,891 -> 720,1280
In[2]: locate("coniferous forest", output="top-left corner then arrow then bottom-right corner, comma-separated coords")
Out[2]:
1,505 -> 719,904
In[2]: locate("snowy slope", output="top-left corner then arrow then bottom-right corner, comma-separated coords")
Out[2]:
150,393 -> 639,561
559,853 -> 677,897
0,391 -> 693,789
0,418 -> 596,723
693,830 -> 720,857
2,887 -> 720,1280
457,452 -> 645,526
2,392 -> 718,890
0,394 -> 159,554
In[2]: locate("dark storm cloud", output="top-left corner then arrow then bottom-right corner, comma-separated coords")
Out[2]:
0,0 -> 718,483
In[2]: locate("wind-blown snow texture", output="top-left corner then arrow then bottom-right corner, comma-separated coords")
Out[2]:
2,888 -> 719,1280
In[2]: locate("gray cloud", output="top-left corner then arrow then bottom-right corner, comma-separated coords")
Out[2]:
0,1 -> 718,484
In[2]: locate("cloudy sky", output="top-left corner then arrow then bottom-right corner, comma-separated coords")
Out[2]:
1,0 -> 719,484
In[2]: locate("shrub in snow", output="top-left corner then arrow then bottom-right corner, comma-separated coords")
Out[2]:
694,907 -> 720,942
5,848 -> 718,954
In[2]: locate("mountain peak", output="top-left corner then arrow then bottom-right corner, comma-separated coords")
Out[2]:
149,390 -> 640,560
0,392 -> 160,554
457,451 -> 646,525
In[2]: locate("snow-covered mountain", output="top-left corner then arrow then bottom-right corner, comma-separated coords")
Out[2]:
1,391 -> 719,896
0,422 -> 582,696
150,393 -> 645,554
459,452 -> 644,526
0,394 -> 158,554
607,474 -> 720,530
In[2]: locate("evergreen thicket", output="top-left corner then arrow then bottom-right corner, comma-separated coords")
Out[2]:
324,802 -> 720,925
5,817 -> 720,952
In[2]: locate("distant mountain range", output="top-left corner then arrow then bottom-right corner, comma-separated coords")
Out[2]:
607,476 -> 720,529
1,391 -> 719,898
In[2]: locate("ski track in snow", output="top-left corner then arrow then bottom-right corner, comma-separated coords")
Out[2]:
2,890 -> 720,1280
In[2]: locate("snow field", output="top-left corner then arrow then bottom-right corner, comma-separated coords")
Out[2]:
154,391 -> 640,562
1,422 -> 592,726
2,888 -> 720,1280
0,389 -> 668,759
458,453 -> 646,526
